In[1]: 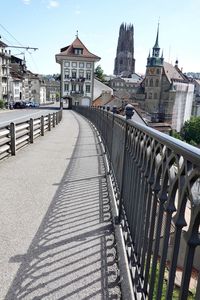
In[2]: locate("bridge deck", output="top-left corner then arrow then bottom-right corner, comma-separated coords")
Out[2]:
0,110 -> 121,300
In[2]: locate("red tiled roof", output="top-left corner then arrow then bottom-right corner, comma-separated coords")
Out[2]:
163,62 -> 188,83
56,37 -> 100,60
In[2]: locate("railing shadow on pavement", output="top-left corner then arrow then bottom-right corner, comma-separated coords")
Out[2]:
73,105 -> 200,300
5,114 -> 121,300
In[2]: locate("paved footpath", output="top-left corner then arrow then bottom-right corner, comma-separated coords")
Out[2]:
0,110 -> 121,300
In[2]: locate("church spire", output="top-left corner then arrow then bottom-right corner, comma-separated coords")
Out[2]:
154,22 -> 159,48
146,23 -> 163,67
152,22 -> 160,57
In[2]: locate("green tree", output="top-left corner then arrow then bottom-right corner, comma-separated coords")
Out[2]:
180,116 -> 200,146
0,99 -> 5,109
94,65 -> 105,82
170,129 -> 182,141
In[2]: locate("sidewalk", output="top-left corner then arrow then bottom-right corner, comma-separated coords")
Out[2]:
0,110 -> 121,299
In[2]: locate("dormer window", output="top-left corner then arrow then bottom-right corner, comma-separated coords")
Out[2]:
74,48 -> 83,55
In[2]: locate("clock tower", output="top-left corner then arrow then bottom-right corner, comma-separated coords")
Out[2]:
145,24 -> 164,121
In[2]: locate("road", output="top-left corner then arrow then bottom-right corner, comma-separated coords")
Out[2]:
0,106 -> 59,127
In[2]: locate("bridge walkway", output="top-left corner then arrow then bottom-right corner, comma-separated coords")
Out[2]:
0,110 -> 121,300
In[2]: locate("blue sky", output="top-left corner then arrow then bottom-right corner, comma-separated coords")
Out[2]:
0,0 -> 199,75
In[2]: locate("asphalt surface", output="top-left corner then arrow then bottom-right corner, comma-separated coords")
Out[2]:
0,107 -> 59,127
0,110 -> 121,300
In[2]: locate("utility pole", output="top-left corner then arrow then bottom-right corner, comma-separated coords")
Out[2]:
6,64 -> 9,107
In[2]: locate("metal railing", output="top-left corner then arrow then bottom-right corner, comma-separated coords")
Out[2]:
73,105 -> 200,300
0,109 -> 62,161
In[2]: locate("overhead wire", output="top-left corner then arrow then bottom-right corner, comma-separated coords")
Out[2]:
0,23 -> 40,73
0,23 -> 24,47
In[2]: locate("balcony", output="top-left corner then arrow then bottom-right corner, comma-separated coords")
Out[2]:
73,105 -> 200,300
70,91 -> 84,96
1,74 -> 8,79
70,77 -> 85,83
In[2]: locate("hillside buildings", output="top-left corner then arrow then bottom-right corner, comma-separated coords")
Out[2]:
55,35 -> 100,107
0,40 -> 59,105
109,24 -> 195,133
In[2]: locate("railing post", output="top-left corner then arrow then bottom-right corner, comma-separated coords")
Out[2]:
41,115 -> 44,136
56,112 -> 58,125
53,113 -> 56,127
118,104 -> 134,223
117,122 -> 128,223
118,106 -> 134,222
108,105 -> 117,173
48,114 -> 51,131
59,110 -> 62,122
29,118 -> 34,143
112,105 -> 117,114
125,104 -> 134,120
10,122 -> 16,155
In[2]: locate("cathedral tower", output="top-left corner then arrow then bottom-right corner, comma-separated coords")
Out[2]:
114,23 -> 135,76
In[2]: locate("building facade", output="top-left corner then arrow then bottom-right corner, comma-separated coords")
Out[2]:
55,35 -> 100,107
192,79 -> 200,116
109,73 -> 142,95
0,43 -> 48,105
0,41 -> 11,102
45,79 -> 60,102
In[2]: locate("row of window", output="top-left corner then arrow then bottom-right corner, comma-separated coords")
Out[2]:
64,83 -> 91,93
74,48 -> 83,55
112,88 -> 135,93
111,82 -> 124,87
147,92 -> 158,99
64,69 -> 91,80
1,58 -> 9,66
64,61 -> 92,68
111,82 -> 136,88
146,78 -> 160,87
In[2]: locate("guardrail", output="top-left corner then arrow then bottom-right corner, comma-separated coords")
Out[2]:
0,109 -> 62,161
73,105 -> 200,300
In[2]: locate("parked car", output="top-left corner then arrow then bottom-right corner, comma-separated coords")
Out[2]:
13,101 -> 26,109
24,101 -> 31,107
27,101 -> 40,108
34,102 -> 40,108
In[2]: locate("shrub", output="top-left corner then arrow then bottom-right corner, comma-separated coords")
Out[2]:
0,99 -> 5,109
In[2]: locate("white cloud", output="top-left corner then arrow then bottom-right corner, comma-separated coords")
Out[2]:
48,0 -> 59,8
75,5 -> 81,15
22,0 -> 31,4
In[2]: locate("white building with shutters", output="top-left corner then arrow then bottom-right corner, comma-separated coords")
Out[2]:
55,35 -> 100,107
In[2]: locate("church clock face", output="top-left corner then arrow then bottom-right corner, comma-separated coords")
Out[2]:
154,49 -> 159,56
148,68 -> 155,75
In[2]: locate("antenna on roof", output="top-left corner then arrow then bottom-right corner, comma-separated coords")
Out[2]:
76,30 -> 78,38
